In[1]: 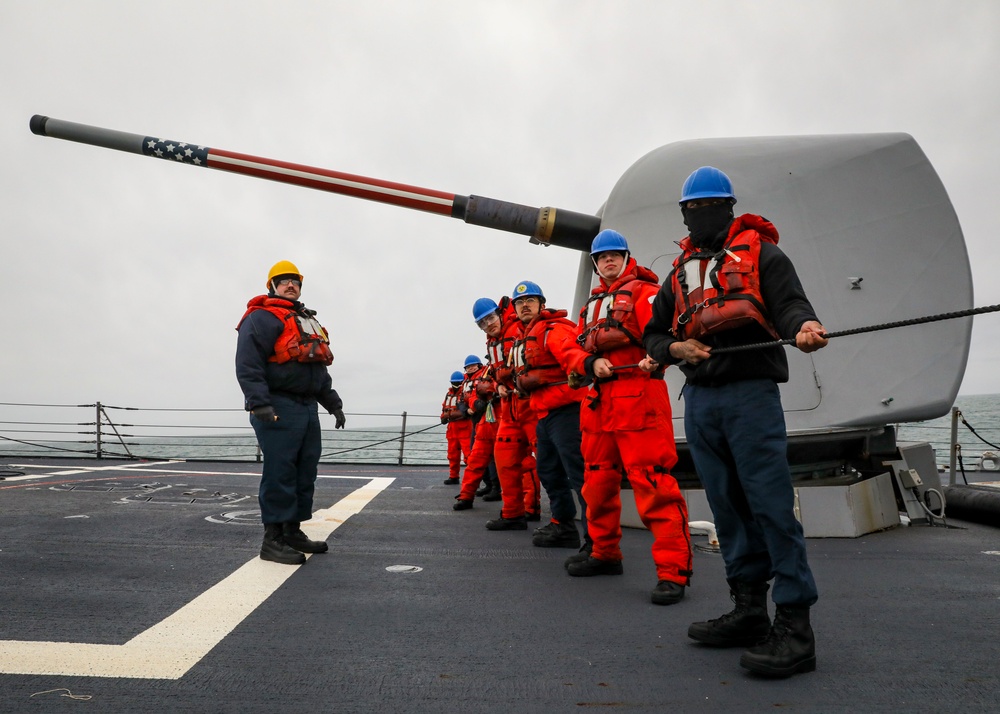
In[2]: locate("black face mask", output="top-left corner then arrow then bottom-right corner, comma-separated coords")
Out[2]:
682,203 -> 734,249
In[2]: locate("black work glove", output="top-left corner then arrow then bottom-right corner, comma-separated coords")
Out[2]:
441,416 -> 448,425
252,405 -> 277,422
333,408 -> 346,429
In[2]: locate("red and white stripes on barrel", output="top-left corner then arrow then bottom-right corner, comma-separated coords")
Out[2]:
138,135 -> 456,216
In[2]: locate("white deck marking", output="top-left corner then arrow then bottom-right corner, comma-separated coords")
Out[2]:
0,476 -> 394,679
4,463 -> 378,482
2,460 -> 181,482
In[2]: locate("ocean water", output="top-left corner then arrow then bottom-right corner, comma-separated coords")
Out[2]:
894,393 -> 1000,472
0,428 -> 450,466
0,403 -> 450,466
3,396 -> 1000,469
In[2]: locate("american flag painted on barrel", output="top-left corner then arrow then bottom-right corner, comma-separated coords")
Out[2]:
140,135 -> 454,214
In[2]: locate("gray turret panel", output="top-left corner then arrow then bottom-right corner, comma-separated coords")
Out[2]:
582,133 -> 971,435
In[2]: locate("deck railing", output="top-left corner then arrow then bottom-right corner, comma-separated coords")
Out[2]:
3,402 -> 998,479
0,401 -> 448,466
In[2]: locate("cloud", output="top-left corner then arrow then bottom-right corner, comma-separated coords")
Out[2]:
2,0 -> 999,437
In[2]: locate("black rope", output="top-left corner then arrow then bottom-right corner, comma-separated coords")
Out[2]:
710,303 -> 1000,355
959,413 -> 1000,452
956,450 -> 970,486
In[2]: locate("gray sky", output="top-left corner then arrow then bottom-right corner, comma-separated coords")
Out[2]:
2,1 -> 999,430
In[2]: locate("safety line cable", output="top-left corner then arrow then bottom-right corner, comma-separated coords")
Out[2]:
320,422 -> 443,458
99,405 -> 134,459
710,303 -> 1000,355
0,432 -> 95,454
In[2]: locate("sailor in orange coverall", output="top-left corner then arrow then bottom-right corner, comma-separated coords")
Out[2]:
470,297 -> 542,531
563,230 -> 692,605
511,281 -> 588,550
441,370 -> 473,485
453,354 -> 500,510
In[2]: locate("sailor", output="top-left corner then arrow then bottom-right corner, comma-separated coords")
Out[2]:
469,356 -> 504,503
236,260 -> 346,565
511,281 -> 588,549
467,353 -> 504,502
453,354 -> 501,509
472,296 -> 542,531
643,167 -> 828,677
565,230 -> 693,606
441,370 -> 472,485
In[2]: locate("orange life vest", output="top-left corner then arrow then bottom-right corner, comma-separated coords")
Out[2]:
463,364 -> 498,423
578,261 -> 660,353
440,386 -> 465,422
670,214 -> 780,341
238,296 -> 335,365
487,300 -> 522,388
514,312 -> 575,393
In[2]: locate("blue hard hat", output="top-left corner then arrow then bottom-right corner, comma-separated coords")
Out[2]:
464,354 -> 483,368
450,370 -> 464,383
512,280 -> 544,302
472,297 -> 499,323
680,166 -> 736,204
590,229 -> 630,256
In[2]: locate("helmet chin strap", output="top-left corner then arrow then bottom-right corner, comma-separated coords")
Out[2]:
593,253 -> 630,279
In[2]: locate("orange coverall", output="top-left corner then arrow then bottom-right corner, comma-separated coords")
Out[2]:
441,385 -> 472,482
569,258 -> 692,585
488,303 -> 541,520
457,364 -> 498,502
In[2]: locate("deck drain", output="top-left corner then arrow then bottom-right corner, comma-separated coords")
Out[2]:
386,565 -> 423,573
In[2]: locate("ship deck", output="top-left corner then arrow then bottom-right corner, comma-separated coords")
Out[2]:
2,458 -> 999,712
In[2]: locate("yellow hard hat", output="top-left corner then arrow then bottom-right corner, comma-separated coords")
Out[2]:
266,260 -> 303,289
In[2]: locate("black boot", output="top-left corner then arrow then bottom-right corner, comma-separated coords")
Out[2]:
260,523 -> 306,565
688,580 -> 770,647
482,481 -> 502,502
444,477 -> 460,485
475,471 -> 490,495
282,522 -> 329,554
453,499 -> 473,511
485,514 -> 528,531
740,604 -> 816,678
566,556 -> 623,577
651,580 -> 685,606
532,521 -> 581,548
563,537 -> 592,570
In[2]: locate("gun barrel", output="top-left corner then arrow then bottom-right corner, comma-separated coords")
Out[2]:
30,115 -> 599,251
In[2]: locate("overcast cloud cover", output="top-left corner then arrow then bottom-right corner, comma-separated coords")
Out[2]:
2,1 -> 998,429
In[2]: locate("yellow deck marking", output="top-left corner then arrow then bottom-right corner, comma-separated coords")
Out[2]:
0,476 -> 393,679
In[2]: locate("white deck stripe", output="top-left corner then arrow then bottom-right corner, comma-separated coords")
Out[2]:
0,476 -> 393,679
5,463 -> 379,481
210,154 -> 454,207
2,460 -> 180,481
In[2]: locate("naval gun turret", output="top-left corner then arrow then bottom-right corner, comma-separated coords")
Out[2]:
30,116 -> 973,513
